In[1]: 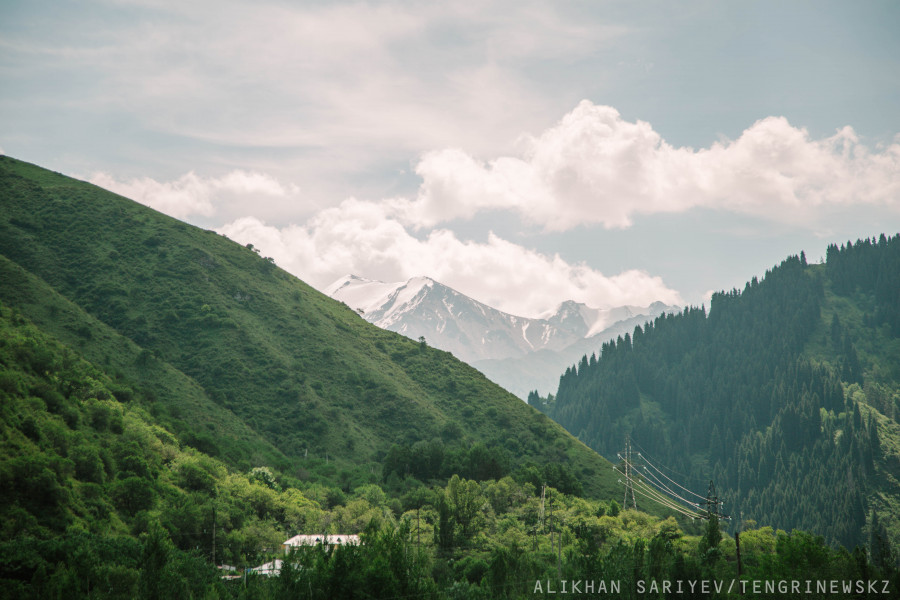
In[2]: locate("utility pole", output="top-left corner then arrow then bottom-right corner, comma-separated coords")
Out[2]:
548,491 -> 561,579
623,438 -> 637,510
556,506 -> 562,580
735,511 -> 744,595
540,484 -> 546,532
548,492 -> 554,556
416,505 -> 422,589
212,488 -> 217,566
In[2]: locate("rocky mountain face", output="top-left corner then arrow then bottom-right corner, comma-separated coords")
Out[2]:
327,274 -> 678,398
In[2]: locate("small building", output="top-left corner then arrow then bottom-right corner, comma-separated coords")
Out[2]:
245,536 -> 359,578
282,534 -> 360,552
217,564 -> 240,580
247,559 -> 283,577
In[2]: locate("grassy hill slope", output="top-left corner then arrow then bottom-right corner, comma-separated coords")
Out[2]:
0,254 -> 290,469
0,155 -> 618,499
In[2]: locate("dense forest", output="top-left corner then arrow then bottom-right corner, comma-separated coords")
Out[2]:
543,236 -> 900,556
2,301 -> 897,598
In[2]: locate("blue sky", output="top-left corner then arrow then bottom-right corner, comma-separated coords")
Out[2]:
2,1 -> 899,316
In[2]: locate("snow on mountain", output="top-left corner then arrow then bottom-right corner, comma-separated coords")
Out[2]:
324,274 -> 405,316
473,309 -> 672,400
328,274 -> 564,362
327,274 -> 679,396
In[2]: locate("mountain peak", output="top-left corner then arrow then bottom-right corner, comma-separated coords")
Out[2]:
328,273 -> 680,379
323,273 -> 371,296
556,299 -> 583,311
554,300 -> 587,318
402,275 -> 436,291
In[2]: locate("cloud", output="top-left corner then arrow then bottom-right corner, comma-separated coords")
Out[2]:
87,98 -> 899,317
396,101 -> 900,231
89,170 -> 300,220
2,1 -> 626,192
217,199 -> 682,318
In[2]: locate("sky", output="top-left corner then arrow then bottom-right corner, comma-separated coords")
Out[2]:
2,0 -> 899,318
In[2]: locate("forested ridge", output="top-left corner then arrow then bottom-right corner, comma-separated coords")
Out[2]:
544,236 -> 900,557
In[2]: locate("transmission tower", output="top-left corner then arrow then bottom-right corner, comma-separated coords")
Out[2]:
704,480 -> 729,520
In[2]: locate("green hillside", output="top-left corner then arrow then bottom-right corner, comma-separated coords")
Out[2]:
6,300 -> 893,598
0,155 -> 617,498
0,254 -> 290,469
545,238 -> 900,558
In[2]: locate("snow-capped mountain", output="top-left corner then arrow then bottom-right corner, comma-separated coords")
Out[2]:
327,274 -> 679,398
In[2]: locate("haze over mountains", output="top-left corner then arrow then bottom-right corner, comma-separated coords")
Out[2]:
327,274 -> 679,398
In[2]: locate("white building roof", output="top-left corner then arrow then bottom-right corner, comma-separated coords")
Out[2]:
248,559 -> 283,577
282,534 -> 360,547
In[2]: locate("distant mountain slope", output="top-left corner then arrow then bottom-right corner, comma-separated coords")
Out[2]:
0,155 -> 618,498
473,310 -> 668,399
545,240 -> 900,551
328,274 -> 677,397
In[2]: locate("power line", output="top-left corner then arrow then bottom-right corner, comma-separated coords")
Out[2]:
613,466 -> 706,520
638,455 -> 707,502
628,437 -> 705,489
616,437 -> 732,521
624,480 -> 706,521
638,463 -> 704,510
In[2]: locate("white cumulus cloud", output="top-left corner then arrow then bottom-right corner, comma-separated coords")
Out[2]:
87,100 -> 900,317
395,101 -> 900,231
217,199 -> 682,318
89,170 -> 300,220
